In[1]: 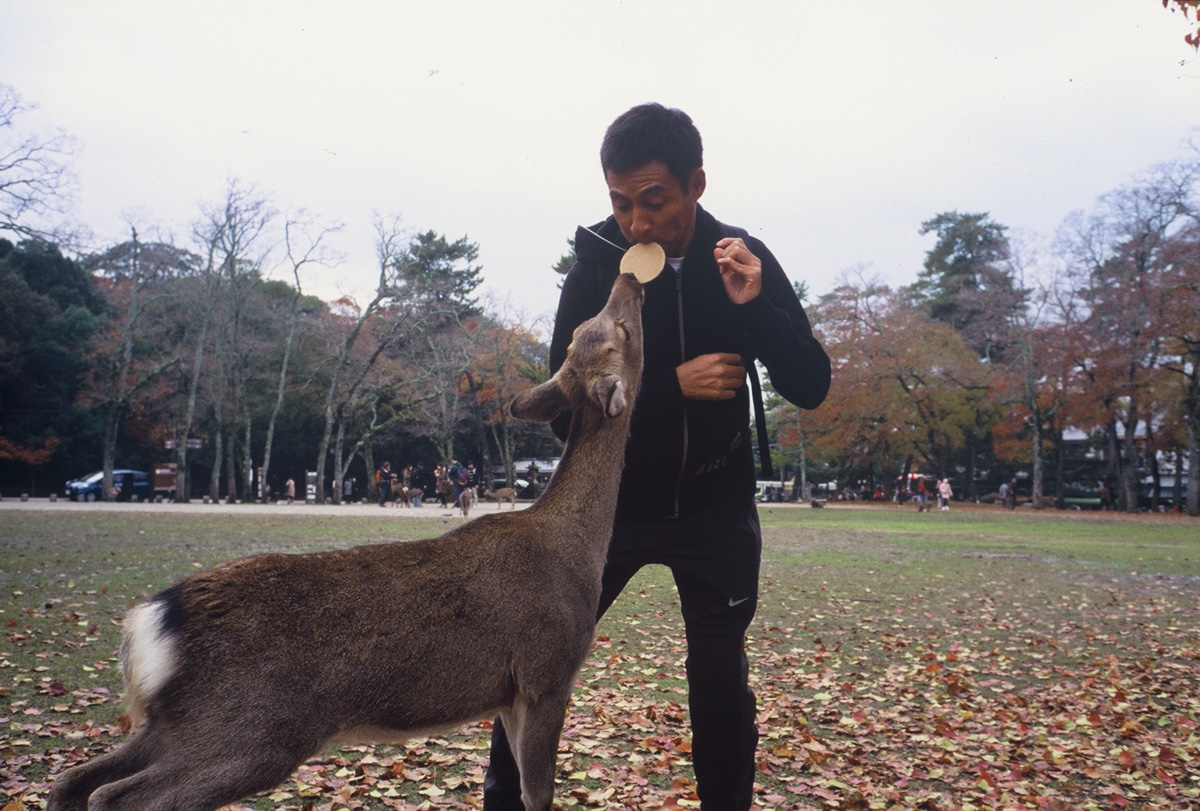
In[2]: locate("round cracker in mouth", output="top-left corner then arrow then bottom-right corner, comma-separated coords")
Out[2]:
619,242 -> 666,283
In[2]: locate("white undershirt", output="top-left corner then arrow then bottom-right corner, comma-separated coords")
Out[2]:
667,256 -> 684,272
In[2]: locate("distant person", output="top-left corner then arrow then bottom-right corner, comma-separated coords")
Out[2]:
448,458 -> 468,502
343,477 -> 355,503
377,461 -> 392,507
284,477 -> 295,505
937,478 -> 953,511
436,465 -> 453,507
411,462 -> 425,497
1005,477 -> 1017,511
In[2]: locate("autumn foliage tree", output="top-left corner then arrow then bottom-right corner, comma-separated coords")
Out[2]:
1164,0 -> 1200,49
464,313 -> 548,488
800,272 -> 991,495
1158,221 -> 1200,515
1057,161 -> 1198,512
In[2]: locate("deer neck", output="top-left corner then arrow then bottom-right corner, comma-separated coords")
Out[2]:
536,405 -> 630,534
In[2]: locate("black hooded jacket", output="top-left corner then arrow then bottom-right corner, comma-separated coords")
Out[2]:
549,205 -> 831,521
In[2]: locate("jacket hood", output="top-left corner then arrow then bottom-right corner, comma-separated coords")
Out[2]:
573,218 -> 629,267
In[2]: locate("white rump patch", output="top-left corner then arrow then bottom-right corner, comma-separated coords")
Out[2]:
122,601 -> 177,719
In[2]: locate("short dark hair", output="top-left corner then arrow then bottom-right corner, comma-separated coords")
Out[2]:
600,103 -> 703,191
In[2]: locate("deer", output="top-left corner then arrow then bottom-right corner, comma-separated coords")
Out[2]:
483,486 -> 518,509
457,486 -> 476,517
47,271 -> 647,811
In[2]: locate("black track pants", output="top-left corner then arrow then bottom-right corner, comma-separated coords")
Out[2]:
483,497 -> 762,811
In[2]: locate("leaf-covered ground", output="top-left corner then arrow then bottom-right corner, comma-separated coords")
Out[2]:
2,505 -> 1198,810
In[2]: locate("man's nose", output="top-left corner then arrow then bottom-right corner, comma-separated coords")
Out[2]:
631,208 -> 654,240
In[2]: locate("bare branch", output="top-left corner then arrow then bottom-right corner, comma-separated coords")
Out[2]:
0,84 -> 78,242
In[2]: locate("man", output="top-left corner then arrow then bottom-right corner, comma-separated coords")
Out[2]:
448,457 -> 468,503
377,461 -> 391,507
484,103 -> 830,810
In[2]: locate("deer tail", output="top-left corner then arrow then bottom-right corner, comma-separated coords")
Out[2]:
121,598 -> 178,724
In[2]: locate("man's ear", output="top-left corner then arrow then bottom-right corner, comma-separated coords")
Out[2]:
688,167 -> 706,201
511,378 -> 569,424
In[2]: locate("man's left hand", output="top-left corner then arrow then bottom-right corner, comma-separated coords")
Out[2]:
714,237 -> 762,304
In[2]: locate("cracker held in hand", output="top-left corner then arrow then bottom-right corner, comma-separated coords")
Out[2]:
620,242 -> 665,283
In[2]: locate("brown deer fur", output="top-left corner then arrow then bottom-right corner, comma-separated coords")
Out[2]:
47,273 -> 646,811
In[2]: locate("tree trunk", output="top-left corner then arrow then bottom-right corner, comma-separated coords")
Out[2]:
331,416 -> 346,505
1105,421 -> 1124,510
1119,414 -> 1139,514
241,413 -> 253,500
965,431 -> 979,502
1147,423 -> 1162,512
208,420 -> 223,500
1053,425 -> 1066,510
260,292 -> 300,501
1188,418 -> 1199,517
101,404 -> 121,502
174,338 -> 204,502
1030,411 -> 1044,509
363,444 -> 378,503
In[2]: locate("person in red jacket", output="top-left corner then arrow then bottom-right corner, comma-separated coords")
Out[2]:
485,103 -> 830,810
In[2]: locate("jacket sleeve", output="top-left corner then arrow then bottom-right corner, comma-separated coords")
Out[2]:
734,238 -> 831,410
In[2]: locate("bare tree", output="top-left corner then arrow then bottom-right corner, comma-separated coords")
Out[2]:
259,212 -> 341,500
205,182 -> 273,501
85,224 -> 194,500
174,181 -> 273,501
0,84 -> 77,243
312,216 -> 414,504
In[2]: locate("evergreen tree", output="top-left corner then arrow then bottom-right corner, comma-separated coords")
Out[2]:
914,211 -> 1027,363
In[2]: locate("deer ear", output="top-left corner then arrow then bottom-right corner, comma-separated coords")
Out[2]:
511,379 -> 570,424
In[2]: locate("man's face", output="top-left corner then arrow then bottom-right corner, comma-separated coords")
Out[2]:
606,160 -> 705,259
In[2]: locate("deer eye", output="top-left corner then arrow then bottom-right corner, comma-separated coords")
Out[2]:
616,320 -> 631,341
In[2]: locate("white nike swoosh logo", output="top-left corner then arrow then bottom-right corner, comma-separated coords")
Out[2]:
728,597 -> 750,607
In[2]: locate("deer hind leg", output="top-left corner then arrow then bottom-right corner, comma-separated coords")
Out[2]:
84,747 -> 310,811
47,725 -> 163,811
501,691 -> 572,811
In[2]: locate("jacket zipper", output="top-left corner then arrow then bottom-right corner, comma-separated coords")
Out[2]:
673,264 -> 687,518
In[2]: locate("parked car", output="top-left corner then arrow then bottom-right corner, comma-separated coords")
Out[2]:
64,469 -> 150,502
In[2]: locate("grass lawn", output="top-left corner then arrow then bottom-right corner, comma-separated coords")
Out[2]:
2,502 -> 1198,810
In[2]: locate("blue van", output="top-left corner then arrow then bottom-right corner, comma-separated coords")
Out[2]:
65,469 -> 151,502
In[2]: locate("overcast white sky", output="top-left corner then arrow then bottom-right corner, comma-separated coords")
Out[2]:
3,1 -> 1199,324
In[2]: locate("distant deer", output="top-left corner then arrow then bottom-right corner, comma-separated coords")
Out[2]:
48,272 -> 646,811
483,486 -> 518,509
457,487 -> 475,517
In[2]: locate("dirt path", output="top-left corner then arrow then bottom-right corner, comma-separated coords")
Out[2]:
0,496 -> 529,518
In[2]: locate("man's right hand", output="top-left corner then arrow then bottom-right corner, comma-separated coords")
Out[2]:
676,353 -> 746,400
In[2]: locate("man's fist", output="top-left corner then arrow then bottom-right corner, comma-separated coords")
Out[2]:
677,353 -> 746,401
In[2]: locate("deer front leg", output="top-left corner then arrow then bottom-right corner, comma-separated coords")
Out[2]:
501,691 -> 571,811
